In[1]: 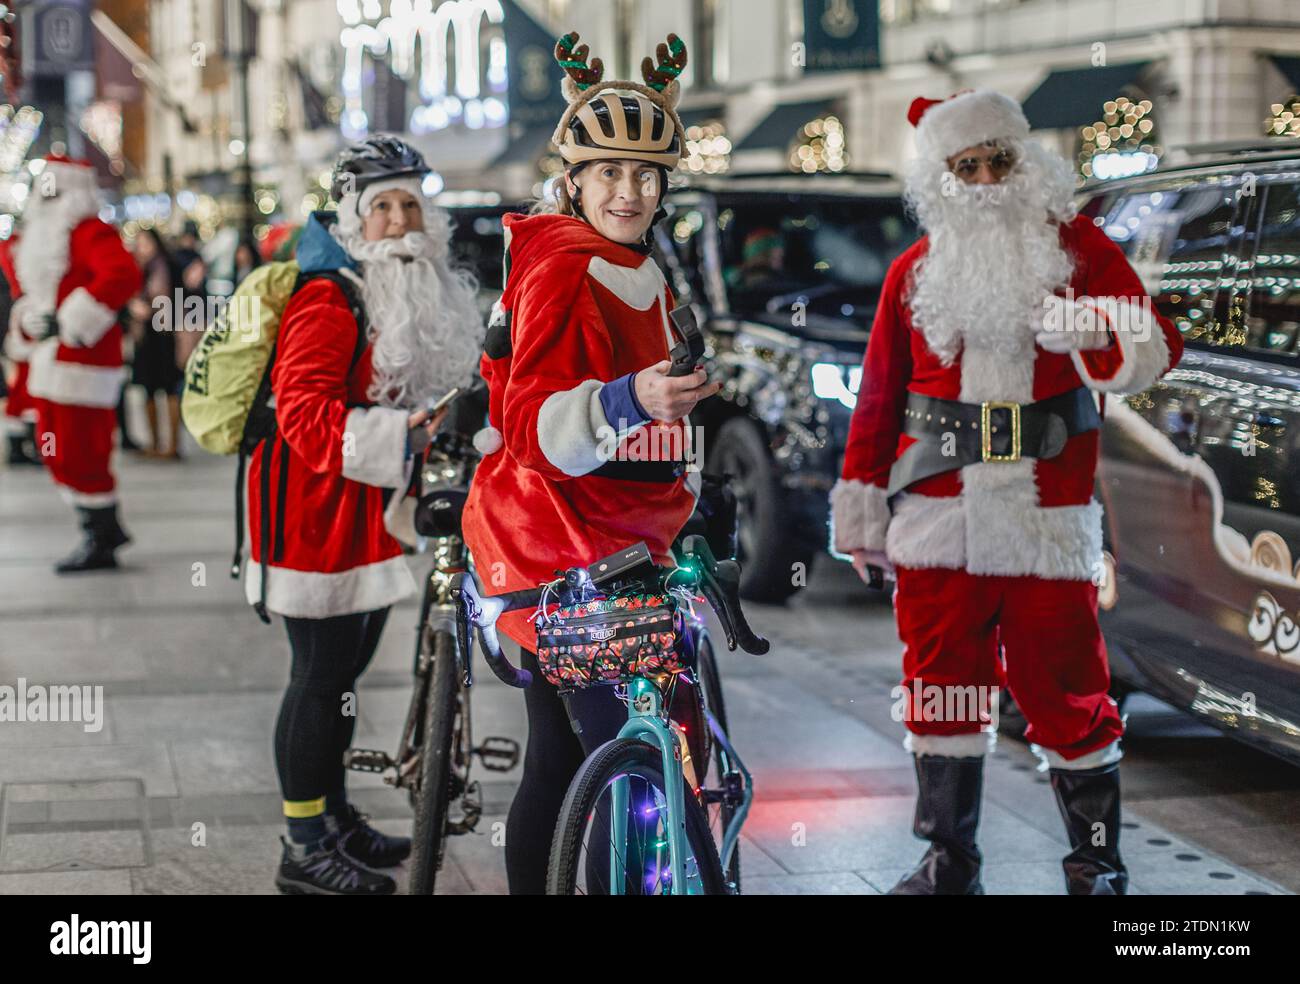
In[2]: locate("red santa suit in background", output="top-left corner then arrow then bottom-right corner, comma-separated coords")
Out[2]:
4,156 -> 141,572
1,235 -> 41,465
829,91 -> 1183,895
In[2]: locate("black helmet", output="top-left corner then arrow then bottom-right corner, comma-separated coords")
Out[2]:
330,135 -> 429,202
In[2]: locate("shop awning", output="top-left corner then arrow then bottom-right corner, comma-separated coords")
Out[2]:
679,104 -> 727,130
1270,55 -> 1300,93
490,124 -> 554,169
1021,61 -> 1151,130
734,99 -> 834,152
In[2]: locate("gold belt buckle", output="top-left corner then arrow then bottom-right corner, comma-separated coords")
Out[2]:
980,401 -> 1021,462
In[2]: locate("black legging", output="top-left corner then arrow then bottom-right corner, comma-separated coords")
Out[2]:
276,607 -> 390,803
505,646 -> 627,895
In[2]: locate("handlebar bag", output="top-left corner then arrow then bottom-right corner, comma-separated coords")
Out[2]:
535,593 -> 686,689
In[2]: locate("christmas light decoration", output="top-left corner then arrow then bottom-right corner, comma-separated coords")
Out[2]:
1078,96 -> 1159,181
1266,97 -> 1300,137
684,121 -> 730,174
789,114 -> 848,174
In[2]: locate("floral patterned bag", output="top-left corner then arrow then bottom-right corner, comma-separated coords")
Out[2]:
535,593 -> 686,689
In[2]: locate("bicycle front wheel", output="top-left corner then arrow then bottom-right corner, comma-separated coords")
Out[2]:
407,627 -> 460,895
547,739 -> 726,895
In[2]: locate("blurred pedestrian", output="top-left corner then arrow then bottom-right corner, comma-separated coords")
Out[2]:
128,228 -> 183,458
233,237 -> 262,287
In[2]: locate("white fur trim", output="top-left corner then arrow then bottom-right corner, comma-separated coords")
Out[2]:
472,425 -> 503,455
26,338 -> 124,408
340,406 -> 410,489
536,378 -> 613,477
914,90 -> 1030,163
3,323 -> 37,361
57,486 -> 117,508
2,416 -> 28,435
829,478 -> 891,556
57,286 -> 119,348
244,554 -> 416,618
1071,297 -> 1172,395
904,729 -> 997,758
1032,738 -> 1123,771
586,256 -> 665,310
886,482 -> 1103,581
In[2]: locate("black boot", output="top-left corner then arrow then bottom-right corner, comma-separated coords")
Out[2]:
889,755 -> 985,895
1049,763 -> 1128,895
6,432 -> 40,466
55,505 -> 131,574
330,804 -> 411,868
275,835 -> 397,895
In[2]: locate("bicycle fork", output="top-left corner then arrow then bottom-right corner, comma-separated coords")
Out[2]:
614,677 -> 693,895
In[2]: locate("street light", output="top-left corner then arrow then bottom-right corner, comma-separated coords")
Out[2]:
224,0 -> 256,243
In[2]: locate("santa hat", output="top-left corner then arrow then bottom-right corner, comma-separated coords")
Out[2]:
908,90 -> 1030,163
29,154 -> 101,221
334,175 -> 426,240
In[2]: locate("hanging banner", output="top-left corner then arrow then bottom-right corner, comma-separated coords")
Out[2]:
501,0 -> 565,129
801,0 -> 880,74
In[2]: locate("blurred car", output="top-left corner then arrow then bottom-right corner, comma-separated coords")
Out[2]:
1078,138 -> 1300,766
445,199 -> 518,318
656,172 -> 915,601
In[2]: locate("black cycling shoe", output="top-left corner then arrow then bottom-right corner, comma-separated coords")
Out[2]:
331,805 -> 411,868
275,835 -> 396,895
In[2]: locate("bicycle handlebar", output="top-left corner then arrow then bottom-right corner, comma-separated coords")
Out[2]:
454,538 -> 770,689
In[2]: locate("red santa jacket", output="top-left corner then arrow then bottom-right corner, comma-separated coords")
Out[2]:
462,212 -> 699,650
9,218 -> 140,408
244,274 -> 417,618
830,214 -> 1184,581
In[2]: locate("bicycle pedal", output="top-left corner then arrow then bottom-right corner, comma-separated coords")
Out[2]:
447,781 -> 483,835
474,736 -> 520,772
343,748 -> 395,773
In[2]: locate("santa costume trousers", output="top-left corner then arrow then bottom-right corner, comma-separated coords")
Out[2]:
894,565 -> 1124,761
37,400 -> 118,505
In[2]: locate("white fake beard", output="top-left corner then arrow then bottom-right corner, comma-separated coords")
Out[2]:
13,192 -> 84,313
339,218 -> 484,410
902,140 -> 1077,366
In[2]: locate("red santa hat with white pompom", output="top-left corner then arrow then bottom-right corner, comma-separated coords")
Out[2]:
908,89 -> 1031,162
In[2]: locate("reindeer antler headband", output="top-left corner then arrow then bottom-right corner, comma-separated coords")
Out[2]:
550,31 -> 689,163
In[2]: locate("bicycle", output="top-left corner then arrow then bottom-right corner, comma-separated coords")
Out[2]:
343,430 -> 520,895
455,534 -> 769,895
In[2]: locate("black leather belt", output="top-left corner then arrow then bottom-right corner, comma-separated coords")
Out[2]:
886,387 -> 1101,496
590,459 -> 686,483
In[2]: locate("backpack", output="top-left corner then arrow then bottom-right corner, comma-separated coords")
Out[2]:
180,262 -> 368,622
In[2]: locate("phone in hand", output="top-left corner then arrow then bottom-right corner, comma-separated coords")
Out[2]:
425,386 -> 463,416
666,306 -> 706,378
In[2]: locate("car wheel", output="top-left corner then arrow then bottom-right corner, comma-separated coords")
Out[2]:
708,417 -> 815,603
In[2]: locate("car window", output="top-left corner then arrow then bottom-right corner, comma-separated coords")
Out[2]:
1087,178 -> 1247,347
715,196 -> 913,322
1241,176 -> 1300,356
663,204 -> 710,305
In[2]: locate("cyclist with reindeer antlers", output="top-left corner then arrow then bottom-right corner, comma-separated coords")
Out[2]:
461,30 -> 720,894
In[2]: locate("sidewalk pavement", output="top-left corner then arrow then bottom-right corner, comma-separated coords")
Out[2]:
0,442 -> 1293,895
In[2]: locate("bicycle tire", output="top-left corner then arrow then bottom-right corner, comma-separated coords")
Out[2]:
547,738 -> 727,895
407,628 -> 460,895
695,634 -> 740,892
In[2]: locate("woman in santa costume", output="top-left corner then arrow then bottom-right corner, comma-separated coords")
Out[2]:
830,91 -> 1183,895
255,136 -> 483,895
461,30 -> 719,894
2,156 -> 141,572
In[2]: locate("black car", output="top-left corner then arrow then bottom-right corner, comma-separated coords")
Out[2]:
1079,139 -> 1300,766
656,173 -> 915,601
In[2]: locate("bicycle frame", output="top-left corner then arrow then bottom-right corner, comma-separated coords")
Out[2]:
606,634 -> 754,895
